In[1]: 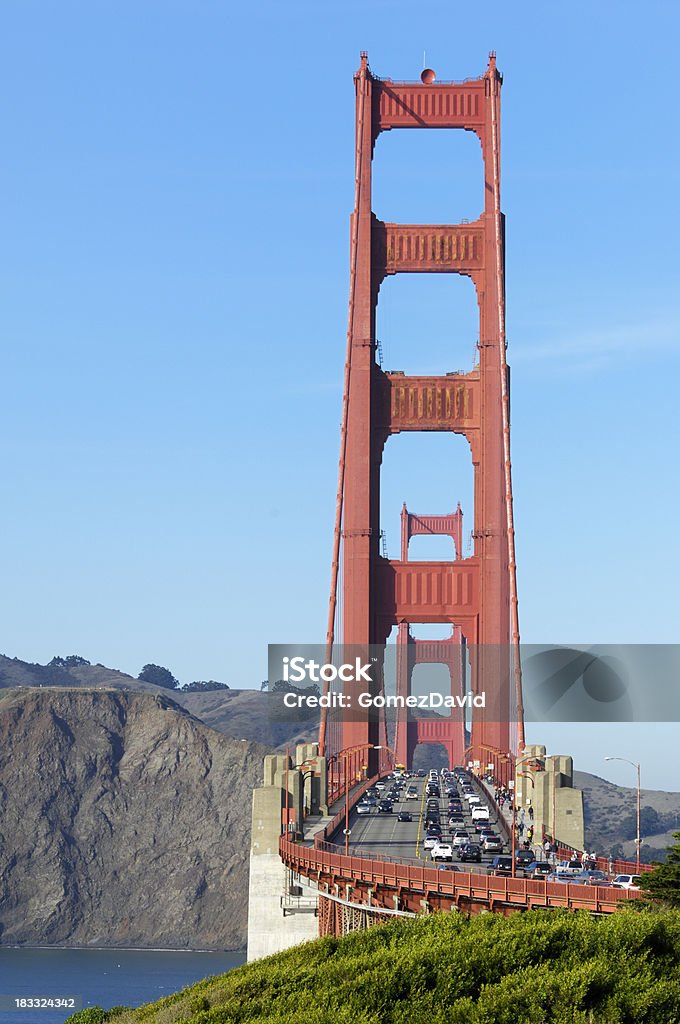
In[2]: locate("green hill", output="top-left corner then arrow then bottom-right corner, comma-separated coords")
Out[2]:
66,908 -> 680,1024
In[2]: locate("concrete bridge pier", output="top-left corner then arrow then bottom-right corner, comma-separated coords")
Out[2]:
514,744 -> 585,852
246,745 -> 328,961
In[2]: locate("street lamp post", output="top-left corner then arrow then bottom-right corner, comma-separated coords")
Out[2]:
344,755 -> 350,855
605,755 -> 641,874
511,786 -> 516,877
340,743 -> 379,856
296,756 -> 319,818
513,771 -> 535,878
284,746 -> 290,835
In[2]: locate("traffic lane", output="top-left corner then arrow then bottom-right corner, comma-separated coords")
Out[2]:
346,775 -> 509,872
422,783 -> 507,871
345,776 -> 430,859
347,790 -> 420,862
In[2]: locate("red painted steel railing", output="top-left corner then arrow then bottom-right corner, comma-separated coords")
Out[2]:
282,836 -> 640,915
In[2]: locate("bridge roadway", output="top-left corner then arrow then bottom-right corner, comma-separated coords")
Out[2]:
280,766 -> 643,923
342,774 -> 509,872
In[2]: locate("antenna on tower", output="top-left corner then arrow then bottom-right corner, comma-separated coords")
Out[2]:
421,51 -> 436,85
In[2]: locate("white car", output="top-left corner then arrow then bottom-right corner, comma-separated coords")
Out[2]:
452,830 -> 470,847
431,842 -> 453,861
375,781 -> 386,791
471,806 -> 490,821
423,834 -> 439,849
407,788 -> 419,799
465,794 -> 481,805
356,802 -> 372,815
613,874 -> 641,890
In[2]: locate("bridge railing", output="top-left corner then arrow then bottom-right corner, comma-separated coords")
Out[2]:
542,833 -> 653,877
281,834 -> 641,915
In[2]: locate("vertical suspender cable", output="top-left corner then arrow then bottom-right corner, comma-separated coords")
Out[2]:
319,61 -> 368,757
489,69 -> 526,754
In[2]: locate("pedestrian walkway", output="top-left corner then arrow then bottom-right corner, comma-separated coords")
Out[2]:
480,778 -> 544,863
300,813 -> 333,846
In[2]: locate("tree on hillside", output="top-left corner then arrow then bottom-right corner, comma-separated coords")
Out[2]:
138,664 -> 179,690
620,805 -> 660,840
271,679 -> 320,697
180,680 -> 230,692
640,830 -> 680,906
48,655 -> 91,667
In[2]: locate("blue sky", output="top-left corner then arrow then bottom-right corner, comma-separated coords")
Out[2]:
1,1 -> 678,788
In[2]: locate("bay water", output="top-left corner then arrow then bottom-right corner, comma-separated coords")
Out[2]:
0,946 -> 246,1024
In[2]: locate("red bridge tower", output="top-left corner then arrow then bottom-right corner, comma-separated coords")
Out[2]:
322,54 -> 524,778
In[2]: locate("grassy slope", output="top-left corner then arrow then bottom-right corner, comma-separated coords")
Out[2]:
67,909 -> 680,1024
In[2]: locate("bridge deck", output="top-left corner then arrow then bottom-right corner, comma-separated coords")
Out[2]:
282,774 -> 641,919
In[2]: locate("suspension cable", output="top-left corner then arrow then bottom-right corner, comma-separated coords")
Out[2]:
489,65 -> 526,753
319,60 -> 368,757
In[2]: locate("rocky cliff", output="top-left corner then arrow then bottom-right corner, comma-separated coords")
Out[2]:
0,688 -> 269,949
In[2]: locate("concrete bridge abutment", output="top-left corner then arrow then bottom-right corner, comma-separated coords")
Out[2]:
246,745 -> 328,961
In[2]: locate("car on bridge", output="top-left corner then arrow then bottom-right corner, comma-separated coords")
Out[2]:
458,842 -> 482,863
431,842 -> 453,861
556,858 -> 584,875
406,787 -> 418,799
356,802 -> 372,815
397,810 -> 412,822
489,855 -> 513,876
547,872 -> 589,884
613,874 -> 642,890
581,869 -> 608,883
377,800 -> 393,813
481,834 -> 503,853
521,860 -> 552,878
452,830 -> 470,848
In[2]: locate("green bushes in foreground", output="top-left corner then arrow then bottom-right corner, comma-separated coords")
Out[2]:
64,908 -> 680,1024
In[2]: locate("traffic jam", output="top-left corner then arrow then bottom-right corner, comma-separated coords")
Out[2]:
349,767 -> 639,887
